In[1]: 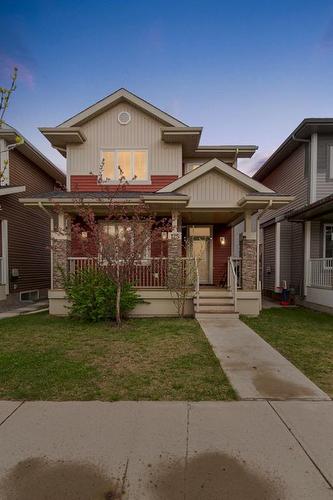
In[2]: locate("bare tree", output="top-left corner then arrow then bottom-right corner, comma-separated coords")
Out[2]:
0,67 -> 18,127
68,199 -> 171,325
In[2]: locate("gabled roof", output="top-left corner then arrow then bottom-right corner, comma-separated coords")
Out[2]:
158,158 -> 275,194
0,124 -> 65,184
58,88 -> 187,128
254,118 -> 333,181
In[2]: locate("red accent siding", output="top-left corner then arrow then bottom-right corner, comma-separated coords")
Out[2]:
70,175 -> 178,192
213,225 -> 231,286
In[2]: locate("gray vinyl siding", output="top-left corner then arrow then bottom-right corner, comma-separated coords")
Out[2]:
290,222 -> 304,295
263,224 -> 275,292
260,145 -> 309,225
280,220 -> 291,287
317,135 -> 333,201
310,221 -> 322,259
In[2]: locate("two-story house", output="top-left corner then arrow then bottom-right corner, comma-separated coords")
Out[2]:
21,89 -> 292,317
254,119 -> 333,313
0,124 -> 65,307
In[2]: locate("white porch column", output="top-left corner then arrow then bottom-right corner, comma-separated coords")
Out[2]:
304,221 -> 311,296
51,212 -> 71,289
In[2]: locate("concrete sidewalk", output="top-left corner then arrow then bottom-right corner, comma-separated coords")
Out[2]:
0,301 -> 48,320
198,318 -> 330,400
0,400 -> 332,499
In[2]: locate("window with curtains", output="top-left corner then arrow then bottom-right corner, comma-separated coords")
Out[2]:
101,222 -> 150,260
101,150 -> 148,182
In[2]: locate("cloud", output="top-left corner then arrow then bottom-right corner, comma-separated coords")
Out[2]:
0,51 -> 35,89
238,153 -> 271,176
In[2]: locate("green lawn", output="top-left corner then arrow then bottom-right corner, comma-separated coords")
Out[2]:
0,313 -> 236,401
243,307 -> 333,397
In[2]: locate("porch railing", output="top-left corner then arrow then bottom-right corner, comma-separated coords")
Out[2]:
308,258 -> 333,289
228,257 -> 238,312
228,257 -> 242,289
67,256 -> 198,289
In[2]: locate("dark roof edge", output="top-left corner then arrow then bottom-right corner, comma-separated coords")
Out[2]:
253,118 -> 333,182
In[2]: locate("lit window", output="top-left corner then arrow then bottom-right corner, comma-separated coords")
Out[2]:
102,222 -> 150,259
185,163 -> 202,174
101,150 -> 148,182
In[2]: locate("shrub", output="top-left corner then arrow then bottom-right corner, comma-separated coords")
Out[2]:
64,269 -> 142,322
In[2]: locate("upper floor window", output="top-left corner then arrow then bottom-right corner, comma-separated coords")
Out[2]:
185,163 -> 202,174
101,149 -> 148,182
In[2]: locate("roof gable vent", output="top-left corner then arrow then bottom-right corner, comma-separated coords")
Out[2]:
118,111 -> 131,125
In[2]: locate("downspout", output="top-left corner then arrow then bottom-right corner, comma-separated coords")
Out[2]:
256,200 -> 273,291
38,202 -> 54,289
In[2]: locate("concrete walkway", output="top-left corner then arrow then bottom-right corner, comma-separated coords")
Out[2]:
198,318 -> 330,401
0,301 -> 48,320
0,400 -> 332,499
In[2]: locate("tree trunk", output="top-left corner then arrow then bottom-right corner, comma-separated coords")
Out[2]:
116,283 -> 121,326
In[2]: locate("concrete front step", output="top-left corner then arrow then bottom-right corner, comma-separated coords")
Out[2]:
195,305 -> 236,314
195,312 -> 239,319
194,298 -> 234,306
199,289 -> 232,298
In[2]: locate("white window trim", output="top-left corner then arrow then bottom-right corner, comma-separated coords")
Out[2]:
99,148 -> 150,184
323,224 -> 333,268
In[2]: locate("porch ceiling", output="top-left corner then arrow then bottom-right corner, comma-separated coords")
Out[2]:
181,208 -> 244,224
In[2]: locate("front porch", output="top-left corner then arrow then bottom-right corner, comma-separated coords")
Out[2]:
49,209 -> 262,318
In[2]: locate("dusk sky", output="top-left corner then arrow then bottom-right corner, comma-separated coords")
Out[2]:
2,0 -> 333,174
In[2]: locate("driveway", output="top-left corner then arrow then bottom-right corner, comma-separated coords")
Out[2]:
0,400 -> 332,499
198,318 -> 330,400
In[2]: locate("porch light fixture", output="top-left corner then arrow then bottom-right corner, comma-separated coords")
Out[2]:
161,232 -> 168,241
220,236 -> 226,246
81,231 -> 88,239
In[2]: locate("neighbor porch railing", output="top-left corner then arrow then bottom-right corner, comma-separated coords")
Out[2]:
308,258 -> 333,289
67,256 -> 198,289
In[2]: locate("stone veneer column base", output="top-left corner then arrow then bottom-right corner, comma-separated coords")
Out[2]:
240,238 -> 257,291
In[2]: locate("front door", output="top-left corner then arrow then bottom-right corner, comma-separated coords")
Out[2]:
188,226 -> 212,284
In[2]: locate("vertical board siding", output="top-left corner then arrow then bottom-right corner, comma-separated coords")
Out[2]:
1,150 -> 57,293
260,145 -> 308,225
263,224 -> 275,292
70,175 -> 178,192
213,225 -> 231,286
67,102 -> 182,179
178,171 -> 248,204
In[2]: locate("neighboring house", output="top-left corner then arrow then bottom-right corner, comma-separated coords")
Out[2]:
254,119 -> 333,313
21,89 -> 291,317
0,124 -> 65,307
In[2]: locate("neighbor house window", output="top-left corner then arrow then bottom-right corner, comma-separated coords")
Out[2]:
324,224 -> 333,259
101,150 -> 148,182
